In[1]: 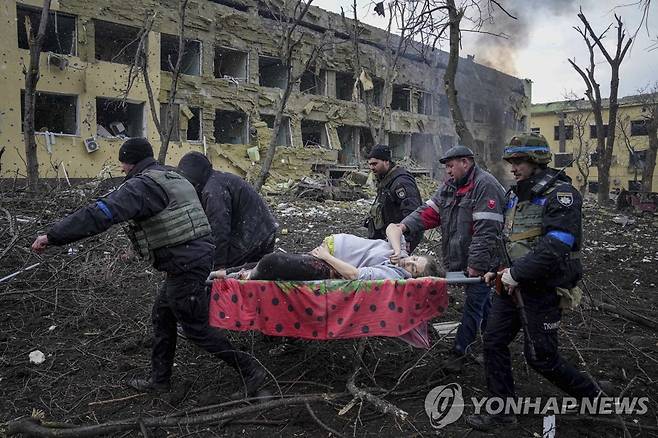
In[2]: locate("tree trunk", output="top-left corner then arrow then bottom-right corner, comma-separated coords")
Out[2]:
254,70 -> 295,192
444,0 -> 474,151
22,0 -> 52,189
157,0 -> 189,164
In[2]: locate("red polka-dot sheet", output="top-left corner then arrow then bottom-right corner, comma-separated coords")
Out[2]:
208,277 -> 448,341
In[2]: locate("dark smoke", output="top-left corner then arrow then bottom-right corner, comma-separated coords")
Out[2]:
471,0 -> 589,75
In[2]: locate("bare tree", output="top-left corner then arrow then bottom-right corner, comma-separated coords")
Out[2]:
569,10 -> 632,204
123,1 -> 190,165
253,0 -> 331,191
21,0 -> 52,189
563,96 -> 592,193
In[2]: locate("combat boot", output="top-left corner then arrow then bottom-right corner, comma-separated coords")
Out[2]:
230,363 -> 268,399
127,378 -> 171,393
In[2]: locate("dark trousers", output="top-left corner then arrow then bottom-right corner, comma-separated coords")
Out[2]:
483,290 -> 599,399
225,232 -> 276,270
249,253 -> 340,281
151,269 -> 254,383
454,282 -> 492,355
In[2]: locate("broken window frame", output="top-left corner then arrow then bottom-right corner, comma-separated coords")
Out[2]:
391,85 -> 411,112
258,56 -> 287,89
214,110 -> 249,144
410,133 -> 435,165
301,119 -> 330,148
415,90 -> 433,116
96,97 -> 145,138
160,34 -> 202,76
335,72 -> 354,101
300,68 -> 326,95
160,103 -> 181,142
628,149 -> 647,169
337,125 -> 359,165
186,107 -> 202,142
20,90 -> 78,136
94,20 -> 142,65
261,114 -> 292,147
16,5 -> 77,56
589,151 -> 599,167
214,46 -> 249,83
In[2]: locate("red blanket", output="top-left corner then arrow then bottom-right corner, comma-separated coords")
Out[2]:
208,277 -> 448,342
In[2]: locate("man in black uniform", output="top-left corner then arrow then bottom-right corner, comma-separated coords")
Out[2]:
32,138 -> 266,397
364,144 -> 423,251
466,133 -> 602,430
178,151 -> 278,270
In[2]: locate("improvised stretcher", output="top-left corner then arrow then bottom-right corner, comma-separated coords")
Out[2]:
208,273 -> 481,348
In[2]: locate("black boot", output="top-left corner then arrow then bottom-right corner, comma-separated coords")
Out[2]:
466,414 -> 517,431
230,362 -> 268,399
127,378 -> 171,393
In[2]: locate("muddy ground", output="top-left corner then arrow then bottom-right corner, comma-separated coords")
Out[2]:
0,182 -> 657,437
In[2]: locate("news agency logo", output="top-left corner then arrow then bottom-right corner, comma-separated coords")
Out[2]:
424,383 -> 465,429
425,383 -> 650,429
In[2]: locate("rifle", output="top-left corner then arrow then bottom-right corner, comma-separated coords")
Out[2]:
496,235 -> 537,362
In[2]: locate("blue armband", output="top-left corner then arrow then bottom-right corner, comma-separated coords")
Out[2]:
95,201 -> 113,220
546,230 -> 575,248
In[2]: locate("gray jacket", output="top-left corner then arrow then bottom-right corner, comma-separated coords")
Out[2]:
402,165 -> 505,272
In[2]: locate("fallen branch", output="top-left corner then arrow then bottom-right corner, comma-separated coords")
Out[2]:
2,394 -> 340,437
596,301 -> 657,329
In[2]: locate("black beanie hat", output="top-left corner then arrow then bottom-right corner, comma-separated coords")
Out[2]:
178,151 -> 213,188
119,138 -> 154,164
367,144 -> 392,161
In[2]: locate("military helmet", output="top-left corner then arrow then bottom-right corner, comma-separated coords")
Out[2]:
503,133 -> 552,165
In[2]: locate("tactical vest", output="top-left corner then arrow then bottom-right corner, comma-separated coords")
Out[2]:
369,166 -> 402,231
126,170 -> 211,260
502,187 -> 554,262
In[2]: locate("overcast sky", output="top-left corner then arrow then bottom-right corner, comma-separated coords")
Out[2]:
313,0 -> 657,103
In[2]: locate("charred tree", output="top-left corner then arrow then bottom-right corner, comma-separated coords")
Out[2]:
21,0 -> 52,189
569,11 -> 632,204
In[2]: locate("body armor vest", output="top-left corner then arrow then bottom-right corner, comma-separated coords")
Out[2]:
127,170 -> 211,259
503,186 -> 555,262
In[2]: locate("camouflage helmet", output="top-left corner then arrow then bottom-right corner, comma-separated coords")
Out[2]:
503,133 -> 552,165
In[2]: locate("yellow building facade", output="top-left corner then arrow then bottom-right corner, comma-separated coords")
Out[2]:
531,95 -> 656,193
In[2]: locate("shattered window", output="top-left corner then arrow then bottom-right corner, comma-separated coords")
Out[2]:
531,127 -> 541,135
300,68 -> 325,95
335,72 -> 354,101
94,20 -> 141,65
360,128 -> 374,160
214,110 -> 248,144
259,56 -> 287,89
630,120 -> 648,136
20,91 -> 77,135
391,85 -> 410,112
187,107 -> 202,141
96,98 -> 144,138
160,34 -> 202,76
261,114 -> 291,147
589,151 -> 599,166
301,120 -> 328,148
17,6 -> 76,56
416,91 -> 433,115
554,125 -> 574,140
215,47 -> 248,82
588,181 -> 599,193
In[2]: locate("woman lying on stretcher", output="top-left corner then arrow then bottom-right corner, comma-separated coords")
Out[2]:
209,231 -> 442,281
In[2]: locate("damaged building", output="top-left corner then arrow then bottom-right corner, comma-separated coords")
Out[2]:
0,0 -> 530,184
